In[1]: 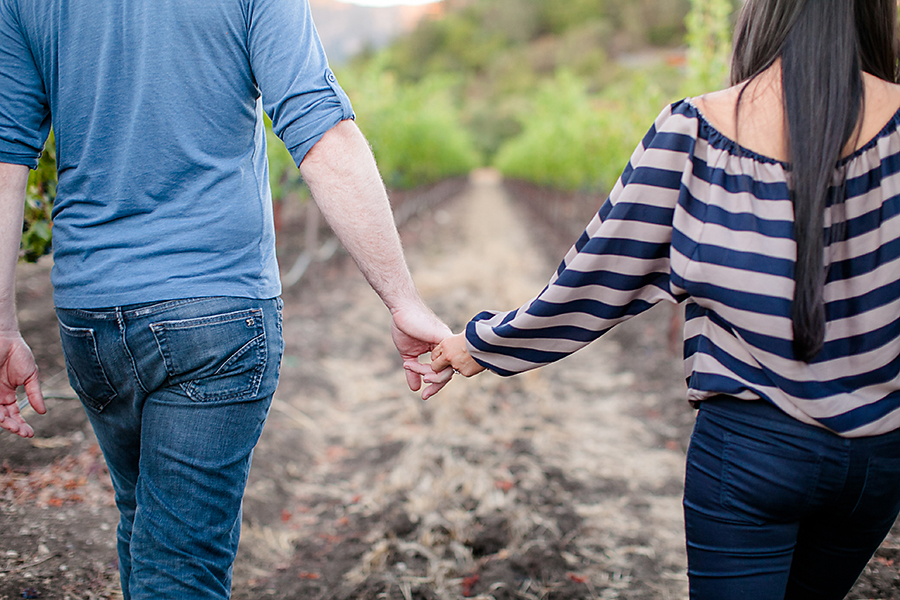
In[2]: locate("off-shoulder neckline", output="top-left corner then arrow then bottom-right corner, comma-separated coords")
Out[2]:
682,98 -> 900,169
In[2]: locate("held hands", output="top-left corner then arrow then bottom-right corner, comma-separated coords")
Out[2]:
390,304 -> 454,400
430,333 -> 485,378
389,300 -> 485,400
400,329 -> 486,400
0,332 -> 45,438
407,331 -> 486,399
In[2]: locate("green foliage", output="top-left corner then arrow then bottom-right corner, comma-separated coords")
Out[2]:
490,0 -> 735,193
683,0 -> 735,95
383,7 -> 509,81
538,0 -> 608,36
493,71 -> 665,192
375,0 -> 690,87
21,132 -> 56,263
612,0 -> 692,48
265,115 -> 307,202
342,69 -> 481,189
349,0 -> 699,187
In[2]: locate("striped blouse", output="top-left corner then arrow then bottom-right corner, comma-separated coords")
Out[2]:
466,99 -> 900,438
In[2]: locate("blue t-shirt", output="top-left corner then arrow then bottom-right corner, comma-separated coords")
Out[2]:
0,0 -> 354,308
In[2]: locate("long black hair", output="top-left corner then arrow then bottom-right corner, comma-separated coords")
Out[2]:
731,0 -> 898,362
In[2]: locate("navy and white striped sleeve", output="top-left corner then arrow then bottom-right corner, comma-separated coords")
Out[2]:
466,103 -> 698,376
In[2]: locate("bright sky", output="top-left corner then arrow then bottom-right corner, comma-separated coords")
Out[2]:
337,0 -> 440,5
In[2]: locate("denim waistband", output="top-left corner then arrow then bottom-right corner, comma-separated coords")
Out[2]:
56,296 -> 278,319
701,395 -> 900,445
701,395 -> 841,441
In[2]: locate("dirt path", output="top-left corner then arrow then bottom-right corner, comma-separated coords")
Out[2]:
233,170 -> 690,599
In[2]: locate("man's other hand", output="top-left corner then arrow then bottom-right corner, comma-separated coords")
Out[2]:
0,333 -> 45,437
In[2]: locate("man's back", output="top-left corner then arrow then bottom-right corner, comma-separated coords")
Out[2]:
0,0 -> 352,307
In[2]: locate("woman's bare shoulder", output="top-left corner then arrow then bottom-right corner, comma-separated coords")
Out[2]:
691,86 -> 741,133
689,72 -> 900,160
862,74 -> 900,136
692,76 -> 787,160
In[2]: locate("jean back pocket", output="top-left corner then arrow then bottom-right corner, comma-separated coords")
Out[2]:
721,430 -> 822,525
58,321 -> 118,412
150,308 -> 267,402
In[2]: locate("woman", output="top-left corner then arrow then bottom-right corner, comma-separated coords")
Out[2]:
425,0 -> 900,597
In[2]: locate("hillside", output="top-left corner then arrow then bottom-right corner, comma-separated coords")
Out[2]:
333,0 -> 720,192
369,0 -> 692,84
310,0 -> 443,64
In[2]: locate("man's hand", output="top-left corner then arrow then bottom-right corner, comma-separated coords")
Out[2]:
391,304 -> 453,400
0,333 -> 45,438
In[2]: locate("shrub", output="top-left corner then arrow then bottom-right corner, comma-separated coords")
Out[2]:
265,115 -> 306,202
342,69 -> 481,189
21,131 -> 56,263
682,0 -> 734,94
494,70 -> 665,193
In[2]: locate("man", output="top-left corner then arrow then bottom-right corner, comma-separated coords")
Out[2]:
0,0 -> 450,597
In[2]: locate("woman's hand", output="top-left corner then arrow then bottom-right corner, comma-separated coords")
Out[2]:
404,332 -> 486,399
430,333 -> 486,378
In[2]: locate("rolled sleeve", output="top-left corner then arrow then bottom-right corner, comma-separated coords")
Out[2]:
0,0 -> 50,168
248,0 -> 354,167
280,67 -> 354,164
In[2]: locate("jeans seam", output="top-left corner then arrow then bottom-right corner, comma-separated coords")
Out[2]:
118,308 -> 149,395
150,308 -> 264,330
60,325 -> 118,411
182,334 -> 267,402
123,297 -> 206,318
62,308 -> 119,320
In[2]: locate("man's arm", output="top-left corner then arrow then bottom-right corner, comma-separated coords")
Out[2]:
0,163 -> 45,437
299,120 -> 452,399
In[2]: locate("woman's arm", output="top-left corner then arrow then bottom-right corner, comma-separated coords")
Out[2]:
436,102 -> 697,379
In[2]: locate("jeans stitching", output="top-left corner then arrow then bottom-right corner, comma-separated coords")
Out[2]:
61,298 -> 212,319
850,460 -> 873,517
149,308 -> 263,331
58,322 -> 118,411
123,297 -> 206,317
61,308 -> 119,320
849,456 -> 900,518
118,308 -> 149,395
183,334 -> 266,401
721,431 -> 822,524
150,309 -> 267,403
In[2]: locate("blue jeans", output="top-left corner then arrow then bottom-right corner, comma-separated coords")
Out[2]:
684,396 -> 900,599
56,297 -> 283,600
